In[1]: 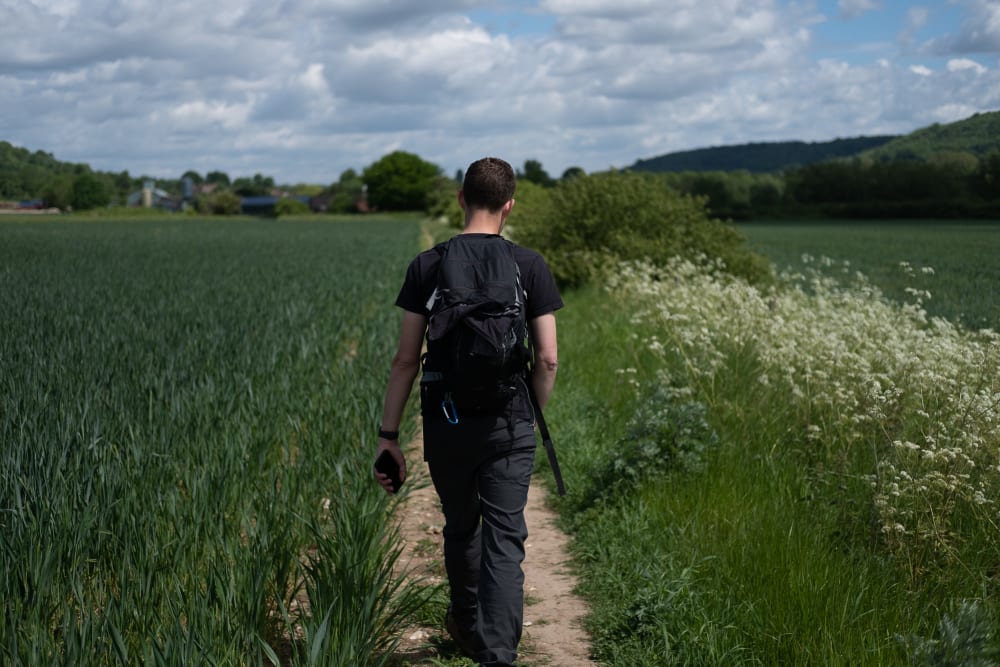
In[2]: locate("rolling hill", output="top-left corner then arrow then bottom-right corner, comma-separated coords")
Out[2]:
629,110 -> 1000,174
630,136 -> 897,173
860,111 -> 1000,162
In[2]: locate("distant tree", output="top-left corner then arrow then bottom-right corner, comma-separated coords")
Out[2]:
181,170 -> 204,185
338,168 -> 363,192
232,173 -> 275,197
362,151 -> 441,211
455,168 -> 465,185
70,172 -> 110,210
205,170 -> 231,187
785,161 -> 866,203
17,165 -> 47,198
928,151 -> 978,174
114,170 -> 133,201
198,190 -> 241,215
0,171 -> 17,199
689,174 -> 734,213
520,159 -> 555,187
327,168 -> 365,213
41,174 -> 74,210
749,181 -> 782,210
561,166 -> 586,181
973,152 -> 1000,200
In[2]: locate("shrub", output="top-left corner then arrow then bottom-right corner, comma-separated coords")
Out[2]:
197,190 -> 242,215
510,171 -> 770,287
900,600 -> 1000,667
426,175 -> 462,228
506,179 -> 553,235
274,197 -> 310,217
580,385 -> 718,510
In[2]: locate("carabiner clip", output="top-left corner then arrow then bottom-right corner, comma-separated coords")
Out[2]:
441,393 -> 459,425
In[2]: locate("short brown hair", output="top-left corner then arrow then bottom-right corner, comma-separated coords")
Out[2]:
462,157 -> 516,212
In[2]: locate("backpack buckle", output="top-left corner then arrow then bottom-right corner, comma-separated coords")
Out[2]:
441,392 -> 459,425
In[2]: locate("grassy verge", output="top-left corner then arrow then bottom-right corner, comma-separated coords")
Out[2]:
543,256 -> 999,665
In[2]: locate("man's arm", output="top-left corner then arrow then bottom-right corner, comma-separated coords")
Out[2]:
529,313 -> 558,410
374,309 -> 426,493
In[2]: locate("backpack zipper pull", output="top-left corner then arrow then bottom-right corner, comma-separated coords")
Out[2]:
442,392 -> 459,425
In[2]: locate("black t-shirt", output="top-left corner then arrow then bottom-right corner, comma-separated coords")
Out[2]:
396,234 -> 563,426
395,234 -> 564,319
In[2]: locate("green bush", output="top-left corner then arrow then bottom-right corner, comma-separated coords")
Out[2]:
506,179 -> 553,235
426,174 -> 462,228
900,600 -> 1000,667
580,386 -> 718,511
197,190 -> 242,215
274,197 -> 310,217
510,171 -> 771,287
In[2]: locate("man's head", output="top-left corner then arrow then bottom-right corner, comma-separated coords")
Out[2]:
461,157 -> 516,213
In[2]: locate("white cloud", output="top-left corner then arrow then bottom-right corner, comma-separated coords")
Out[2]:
168,100 -> 251,130
907,6 -> 929,30
897,6 -> 930,52
947,57 -> 988,74
924,0 -> 1000,55
954,0 -> 1000,52
544,0 -> 790,52
1,0 -> 998,183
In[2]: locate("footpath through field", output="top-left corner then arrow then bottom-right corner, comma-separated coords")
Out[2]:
391,427 -> 595,666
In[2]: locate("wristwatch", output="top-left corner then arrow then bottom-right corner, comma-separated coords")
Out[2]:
378,426 -> 399,440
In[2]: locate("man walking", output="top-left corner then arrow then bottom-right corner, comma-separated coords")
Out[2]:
374,157 -> 562,666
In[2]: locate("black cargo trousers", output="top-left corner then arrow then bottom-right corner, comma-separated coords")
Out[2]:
421,380 -> 537,667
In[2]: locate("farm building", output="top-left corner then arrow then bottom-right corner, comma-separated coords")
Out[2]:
127,181 -> 181,211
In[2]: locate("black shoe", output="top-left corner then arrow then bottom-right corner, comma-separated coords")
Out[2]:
445,606 -> 478,659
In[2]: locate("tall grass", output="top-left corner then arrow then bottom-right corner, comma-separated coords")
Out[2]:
545,249 -> 999,664
0,217 -> 430,665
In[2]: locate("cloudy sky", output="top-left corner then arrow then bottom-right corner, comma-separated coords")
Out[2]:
2,0 -> 999,185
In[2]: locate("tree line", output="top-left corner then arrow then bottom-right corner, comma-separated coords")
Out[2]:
5,137 -> 999,220
655,153 -> 1000,220
0,141 -> 582,215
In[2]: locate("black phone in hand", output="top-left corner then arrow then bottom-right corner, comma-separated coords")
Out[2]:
375,450 -> 403,494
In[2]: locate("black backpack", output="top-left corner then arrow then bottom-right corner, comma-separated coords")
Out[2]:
423,234 -> 530,408
422,233 -> 567,496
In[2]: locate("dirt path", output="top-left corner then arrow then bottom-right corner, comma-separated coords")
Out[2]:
391,429 -> 595,666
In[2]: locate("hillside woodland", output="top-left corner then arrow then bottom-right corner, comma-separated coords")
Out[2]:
630,136 -> 897,173
629,111 -> 1000,220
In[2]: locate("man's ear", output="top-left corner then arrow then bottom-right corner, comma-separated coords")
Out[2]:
501,198 -> 515,216
457,189 -> 467,211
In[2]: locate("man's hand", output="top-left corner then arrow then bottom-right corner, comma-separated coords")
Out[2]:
373,439 -> 407,494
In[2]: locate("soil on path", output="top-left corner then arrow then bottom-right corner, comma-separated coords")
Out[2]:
391,429 -> 595,666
